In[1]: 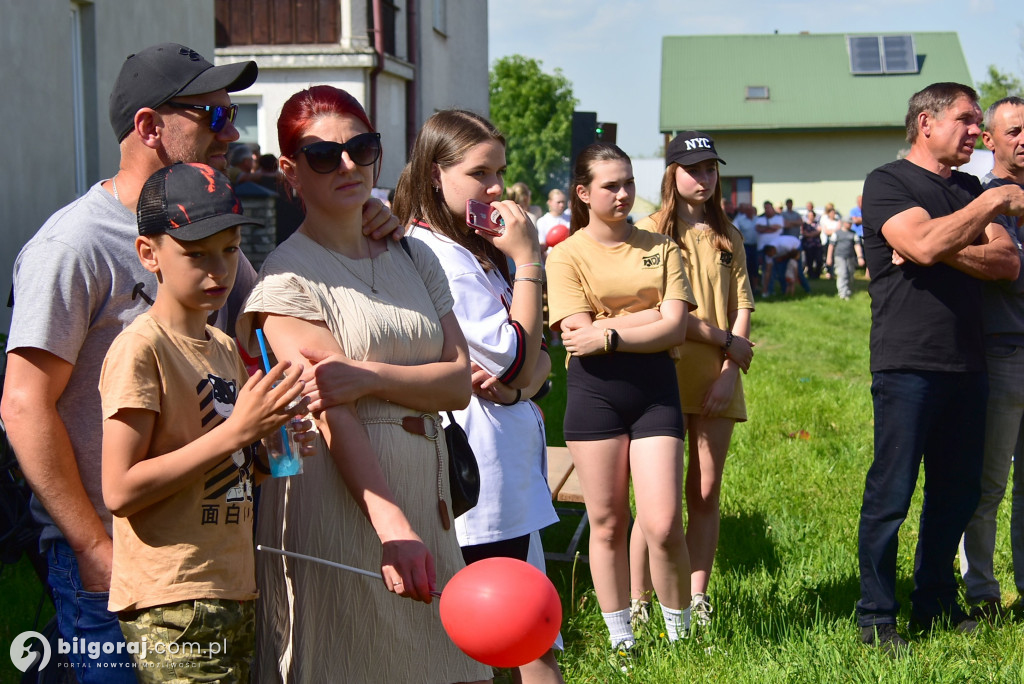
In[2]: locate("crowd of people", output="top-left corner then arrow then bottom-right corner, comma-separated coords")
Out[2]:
730,195 -> 868,299
2,38 -> 1024,684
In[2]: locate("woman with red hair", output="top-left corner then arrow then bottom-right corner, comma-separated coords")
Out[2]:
238,86 -> 491,683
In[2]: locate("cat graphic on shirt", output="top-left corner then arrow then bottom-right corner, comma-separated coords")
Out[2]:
197,373 -> 254,504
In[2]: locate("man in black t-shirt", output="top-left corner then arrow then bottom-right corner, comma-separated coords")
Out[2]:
857,82 -> 1024,655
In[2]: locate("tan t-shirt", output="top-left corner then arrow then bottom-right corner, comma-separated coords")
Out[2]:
100,313 -> 258,612
546,226 -> 695,330
637,212 -> 756,420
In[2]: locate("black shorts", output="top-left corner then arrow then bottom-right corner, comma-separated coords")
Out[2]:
461,534 -> 530,565
563,351 -> 685,441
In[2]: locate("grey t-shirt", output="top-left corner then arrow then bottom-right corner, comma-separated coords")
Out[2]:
7,181 -> 257,546
980,173 -> 1024,343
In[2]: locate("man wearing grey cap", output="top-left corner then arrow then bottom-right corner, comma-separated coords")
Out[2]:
1,43 -> 394,681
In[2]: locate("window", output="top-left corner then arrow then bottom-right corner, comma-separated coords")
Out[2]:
722,177 -> 752,206
70,1 -> 96,196
233,104 -> 258,145
215,0 -> 340,46
847,35 -> 918,75
745,86 -> 769,100
433,0 -> 446,35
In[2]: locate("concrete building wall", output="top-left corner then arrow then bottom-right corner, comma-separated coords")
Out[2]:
218,0 -> 489,192
712,129 -> 907,211
416,0 -> 489,123
0,0 -> 214,337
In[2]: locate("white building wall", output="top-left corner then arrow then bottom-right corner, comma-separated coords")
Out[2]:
416,0 -> 489,123
0,0 -> 214,337
218,0 -> 489,192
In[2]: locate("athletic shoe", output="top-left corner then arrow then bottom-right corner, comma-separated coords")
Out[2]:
609,639 -> 637,673
629,599 -> 651,631
691,593 -> 714,628
909,607 -> 978,635
967,597 -> 1004,622
861,623 -> 909,657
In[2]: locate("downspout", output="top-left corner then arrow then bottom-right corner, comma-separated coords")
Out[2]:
370,0 -> 385,125
405,0 -> 417,160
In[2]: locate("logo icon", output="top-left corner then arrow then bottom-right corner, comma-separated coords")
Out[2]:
10,631 -> 50,673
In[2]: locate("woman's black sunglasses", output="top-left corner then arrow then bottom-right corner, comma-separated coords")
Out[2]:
298,133 -> 382,174
166,102 -> 238,133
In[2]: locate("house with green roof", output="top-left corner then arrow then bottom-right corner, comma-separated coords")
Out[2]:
659,32 -> 973,212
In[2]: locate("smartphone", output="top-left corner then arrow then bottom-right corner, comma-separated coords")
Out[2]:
466,199 -> 506,236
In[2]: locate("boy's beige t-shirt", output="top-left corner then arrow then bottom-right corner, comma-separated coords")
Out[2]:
546,226 -> 695,329
100,313 -> 258,612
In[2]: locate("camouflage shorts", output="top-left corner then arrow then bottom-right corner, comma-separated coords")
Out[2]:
118,598 -> 254,683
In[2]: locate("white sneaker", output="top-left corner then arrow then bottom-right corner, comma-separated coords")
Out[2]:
691,593 -> 714,627
629,599 -> 651,630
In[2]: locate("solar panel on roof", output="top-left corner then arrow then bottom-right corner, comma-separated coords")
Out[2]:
882,35 -> 917,73
847,35 -> 919,75
848,36 -> 883,74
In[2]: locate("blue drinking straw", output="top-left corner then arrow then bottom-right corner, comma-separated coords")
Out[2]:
255,329 -> 294,459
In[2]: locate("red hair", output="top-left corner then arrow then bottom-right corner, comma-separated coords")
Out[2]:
277,85 -> 374,158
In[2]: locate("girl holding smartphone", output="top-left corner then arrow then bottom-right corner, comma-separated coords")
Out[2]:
546,143 -> 695,658
394,109 -> 563,684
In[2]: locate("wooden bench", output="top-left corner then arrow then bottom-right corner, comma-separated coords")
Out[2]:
545,446 -> 589,563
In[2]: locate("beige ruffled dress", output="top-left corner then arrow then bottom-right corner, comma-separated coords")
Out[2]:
237,232 -> 491,683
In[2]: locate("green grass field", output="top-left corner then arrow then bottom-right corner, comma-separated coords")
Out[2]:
2,276 -> 1022,683
534,276 -> 1024,683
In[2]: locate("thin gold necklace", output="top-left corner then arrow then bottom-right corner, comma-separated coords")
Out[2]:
313,235 -> 378,294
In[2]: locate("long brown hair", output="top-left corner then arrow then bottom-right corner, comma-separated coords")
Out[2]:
393,110 -> 509,279
656,162 -> 732,253
569,143 -> 631,234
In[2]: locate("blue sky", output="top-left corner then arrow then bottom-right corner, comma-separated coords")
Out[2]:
488,0 -> 1023,158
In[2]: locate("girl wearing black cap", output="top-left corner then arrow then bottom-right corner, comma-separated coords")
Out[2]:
546,143 -> 696,657
632,131 -> 756,630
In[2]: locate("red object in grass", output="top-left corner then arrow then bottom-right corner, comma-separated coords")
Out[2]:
546,223 -> 569,249
440,557 -> 562,667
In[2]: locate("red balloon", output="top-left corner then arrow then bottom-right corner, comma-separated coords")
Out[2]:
440,557 -> 562,668
546,223 -> 569,249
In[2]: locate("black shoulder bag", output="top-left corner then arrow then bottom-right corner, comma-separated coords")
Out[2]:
399,237 -> 481,517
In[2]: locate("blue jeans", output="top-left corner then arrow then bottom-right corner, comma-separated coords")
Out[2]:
48,539 -> 137,683
744,244 -> 759,286
857,370 -> 987,626
764,253 -> 811,295
960,342 -> 1024,601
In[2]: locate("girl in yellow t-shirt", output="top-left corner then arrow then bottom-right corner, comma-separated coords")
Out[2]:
633,131 -> 756,630
546,143 -> 696,656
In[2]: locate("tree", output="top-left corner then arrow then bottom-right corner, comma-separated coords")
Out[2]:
978,64 -> 1023,112
975,65 -> 1023,148
489,55 -> 577,198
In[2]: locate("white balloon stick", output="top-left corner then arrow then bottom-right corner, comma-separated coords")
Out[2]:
256,544 -> 442,597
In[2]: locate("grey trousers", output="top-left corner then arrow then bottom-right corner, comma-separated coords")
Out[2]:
959,341 -> 1024,601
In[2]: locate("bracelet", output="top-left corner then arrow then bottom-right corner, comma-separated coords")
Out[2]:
608,329 -> 620,353
722,330 -> 734,352
603,329 -> 612,353
514,276 -> 543,284
498,388 -> 522,406
516,262 -> 543,270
